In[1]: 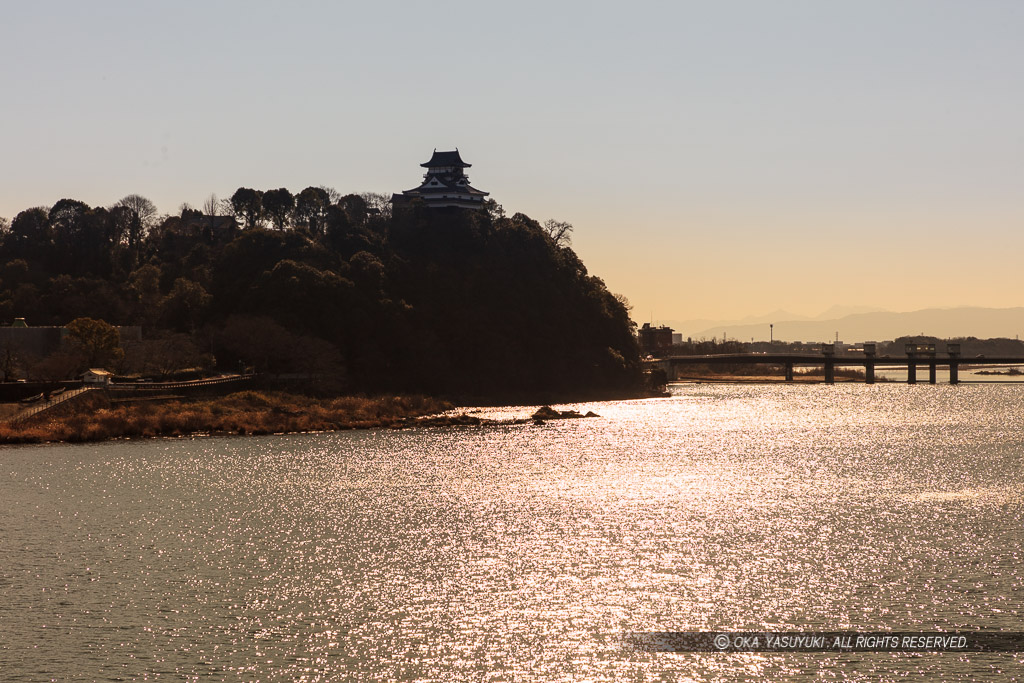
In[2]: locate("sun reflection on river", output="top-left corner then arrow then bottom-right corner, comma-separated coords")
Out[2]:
1,383 -> 1022,680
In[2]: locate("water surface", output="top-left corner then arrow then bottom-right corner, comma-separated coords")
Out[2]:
2,384 -> 1022,680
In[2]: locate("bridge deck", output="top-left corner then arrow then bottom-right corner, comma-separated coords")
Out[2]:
649,354 -> 1024,366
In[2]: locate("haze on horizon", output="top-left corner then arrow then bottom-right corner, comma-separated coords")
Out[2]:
2,1 -> 1022,324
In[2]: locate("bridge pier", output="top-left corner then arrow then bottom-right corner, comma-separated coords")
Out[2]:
822,343 -> 835,385
905,344 -> 918,384
863,343 -> 876,385
657,360 -> 673,380
948,343 -> 960,385
929,362 -> 937,384
784,362 -> 794,382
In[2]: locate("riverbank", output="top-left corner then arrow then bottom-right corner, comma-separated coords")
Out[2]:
0,390 -> 616,445
0,391 -> 454,444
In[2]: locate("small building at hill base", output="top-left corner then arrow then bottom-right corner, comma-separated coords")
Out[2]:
392,149 -> 489,210
82,369 -> 113,385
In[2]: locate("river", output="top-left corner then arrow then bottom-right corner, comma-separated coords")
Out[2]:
2,384 -> 1022,680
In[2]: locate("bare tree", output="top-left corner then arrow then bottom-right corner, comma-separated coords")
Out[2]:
202,193 -> 220,216
1,342 -> 20,381
360,192 -> 392,219
125,333 -> 207,379
114,194 -> 159,231
28,349 -> 81,381
543,219 -> 573,246
318,185 -> 342,204
218,197 -> 235,217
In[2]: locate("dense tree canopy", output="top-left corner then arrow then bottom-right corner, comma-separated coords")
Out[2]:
262,188 -> 295,230
0,189 -> 642,399
230,188 -> 263,230
65,317 -> 124,370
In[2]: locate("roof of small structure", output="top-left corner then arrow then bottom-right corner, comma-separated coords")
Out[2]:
421,149 -> 470,168
84,368 -> 113,376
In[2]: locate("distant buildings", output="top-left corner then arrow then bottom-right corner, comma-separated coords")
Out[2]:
393,149 -> 489,209
638,323 -> 674,355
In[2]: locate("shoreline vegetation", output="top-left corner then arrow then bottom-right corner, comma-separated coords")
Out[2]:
974,367 -> 1024,376
0,390 -> 610,445
0,391 -> 449,444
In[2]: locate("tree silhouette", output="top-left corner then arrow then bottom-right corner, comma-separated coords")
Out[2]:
295,186 -> 331,236
230,188 -> 264,229
262,188 -> 295,230
113,194 -> 159,232
65,317 -> 124,370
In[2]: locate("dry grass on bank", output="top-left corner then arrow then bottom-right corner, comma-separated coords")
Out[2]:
793,367 -> 882,381
0,403 -> 23,420
0,391 -> 452,444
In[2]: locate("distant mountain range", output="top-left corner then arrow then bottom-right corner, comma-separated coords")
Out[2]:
664,307 -> 1024,343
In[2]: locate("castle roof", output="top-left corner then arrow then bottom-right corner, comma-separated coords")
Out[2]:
421,149 -> 470,168
402,181 -> 489,198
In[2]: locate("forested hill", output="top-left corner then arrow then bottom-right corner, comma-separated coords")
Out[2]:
0,191 -> 643,399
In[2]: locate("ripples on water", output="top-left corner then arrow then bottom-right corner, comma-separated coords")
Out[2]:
1,384 -> 1022,680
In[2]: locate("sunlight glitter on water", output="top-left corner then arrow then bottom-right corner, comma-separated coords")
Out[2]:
2,384 -> 1023,680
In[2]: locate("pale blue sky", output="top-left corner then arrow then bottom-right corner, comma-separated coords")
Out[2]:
2,1 -> 1022,322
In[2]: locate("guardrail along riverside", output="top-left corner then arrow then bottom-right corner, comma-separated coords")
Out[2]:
6,374 -> 253,425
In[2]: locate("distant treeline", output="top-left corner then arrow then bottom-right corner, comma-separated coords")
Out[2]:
0,189 -> 642,399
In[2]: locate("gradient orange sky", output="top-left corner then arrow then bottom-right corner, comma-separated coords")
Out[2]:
2,1 -> 1021,323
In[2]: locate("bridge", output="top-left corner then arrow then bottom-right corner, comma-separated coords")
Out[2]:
647,343 -> 1024,385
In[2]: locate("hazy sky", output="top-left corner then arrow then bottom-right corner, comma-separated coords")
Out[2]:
2,1 -> 1022,323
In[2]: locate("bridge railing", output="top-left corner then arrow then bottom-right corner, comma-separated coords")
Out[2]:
6,375 -> 255,426
107,374 -> 253,393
